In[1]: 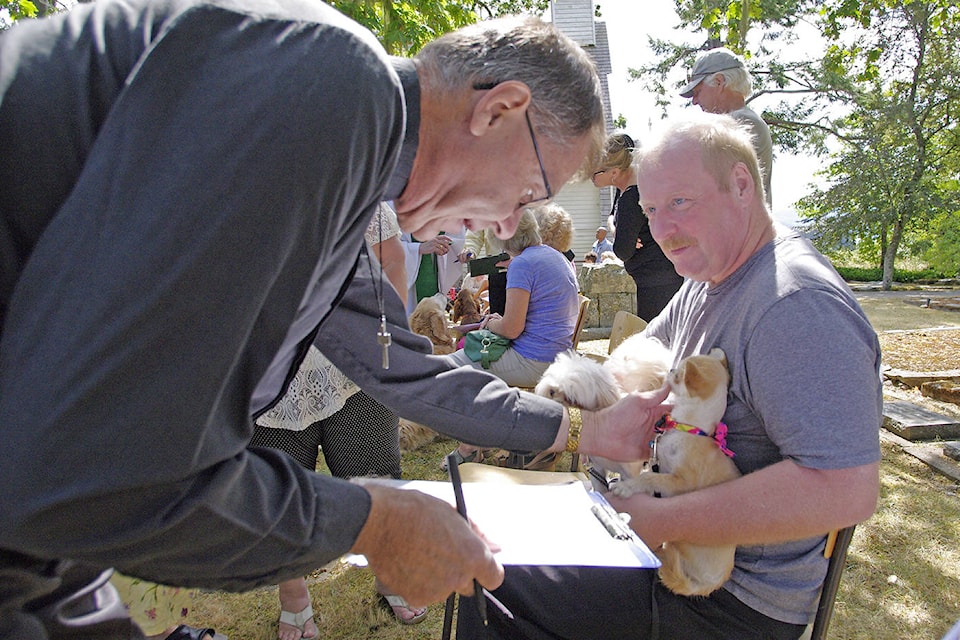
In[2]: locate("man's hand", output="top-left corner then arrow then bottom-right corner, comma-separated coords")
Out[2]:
576,387 -> 671,462
419,235 -> 452,256
349,482 -> 504,607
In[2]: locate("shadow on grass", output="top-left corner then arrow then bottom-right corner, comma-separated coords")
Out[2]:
830,441 -> 960,640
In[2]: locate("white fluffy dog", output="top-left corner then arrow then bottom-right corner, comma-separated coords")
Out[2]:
534,335 -> 672,478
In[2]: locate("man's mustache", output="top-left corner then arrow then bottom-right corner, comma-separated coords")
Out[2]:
659,236 -> 697,253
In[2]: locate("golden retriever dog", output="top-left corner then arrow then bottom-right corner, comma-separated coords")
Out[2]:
397,417 -> 440,452
408,296 -> 455,355
535,342 -> 740,596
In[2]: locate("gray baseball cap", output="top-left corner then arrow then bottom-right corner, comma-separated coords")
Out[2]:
679,48 -> 745,98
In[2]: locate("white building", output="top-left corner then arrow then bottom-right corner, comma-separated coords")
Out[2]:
550,0 -> 617,261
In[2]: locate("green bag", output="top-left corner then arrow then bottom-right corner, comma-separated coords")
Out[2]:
463,329 -> 511,369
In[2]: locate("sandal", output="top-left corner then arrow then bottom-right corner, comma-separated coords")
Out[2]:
440,447 -> 483,471
163,625 -> 225,640
379,594 -> 428,625
279,604 -> 317,639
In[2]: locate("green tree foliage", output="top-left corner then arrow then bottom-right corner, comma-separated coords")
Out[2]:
2,0 -> 547,44
922,210 -> 960,276
627,0 -> 818,113
796,0 -> 960,287
329,0 -> 548,55
1,0 -> 74,26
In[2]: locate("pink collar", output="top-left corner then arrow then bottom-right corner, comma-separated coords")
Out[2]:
655,414 -> 735,458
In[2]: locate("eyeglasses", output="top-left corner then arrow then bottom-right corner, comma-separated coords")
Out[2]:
523,111 -> 553,205
473,80 -> 553,207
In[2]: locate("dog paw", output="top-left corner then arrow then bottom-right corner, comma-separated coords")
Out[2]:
610,479 -> 641,498
611,475 -> 662,498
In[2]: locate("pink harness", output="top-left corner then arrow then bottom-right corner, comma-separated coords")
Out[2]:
654,413 -> 735,458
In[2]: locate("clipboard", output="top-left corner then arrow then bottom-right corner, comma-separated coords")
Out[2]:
468,253 -> 509,277
349,476 -> 659,569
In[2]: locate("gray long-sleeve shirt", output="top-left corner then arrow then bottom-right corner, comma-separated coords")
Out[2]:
0,0 -> 560,593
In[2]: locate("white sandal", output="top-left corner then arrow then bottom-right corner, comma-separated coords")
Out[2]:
380,594 -> 428,625
278,604 -> 317,638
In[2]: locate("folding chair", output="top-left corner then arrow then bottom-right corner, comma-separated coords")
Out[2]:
808,525 -> 857,640
570,295 -> 591,350
583,310 -> 646,364
608,310 -> 647,354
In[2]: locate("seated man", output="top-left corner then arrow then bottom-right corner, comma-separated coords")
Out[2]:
456,112 -> 882,640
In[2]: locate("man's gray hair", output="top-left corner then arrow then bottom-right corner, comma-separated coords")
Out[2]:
415,16 -> 605,158
714,66 -> 753,99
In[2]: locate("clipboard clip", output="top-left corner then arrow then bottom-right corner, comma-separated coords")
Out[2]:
589,498 -> 636,541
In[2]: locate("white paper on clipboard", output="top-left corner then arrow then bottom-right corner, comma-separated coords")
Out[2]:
350,478 -> 660,569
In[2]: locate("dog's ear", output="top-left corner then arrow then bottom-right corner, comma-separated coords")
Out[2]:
681,356 -> 727,399
707,347 -> 727,368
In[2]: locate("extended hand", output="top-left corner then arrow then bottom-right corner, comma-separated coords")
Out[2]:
580,386 -> 671,462
350,482 -> 504,607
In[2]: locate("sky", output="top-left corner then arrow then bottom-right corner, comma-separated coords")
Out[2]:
594,0 -> 821,226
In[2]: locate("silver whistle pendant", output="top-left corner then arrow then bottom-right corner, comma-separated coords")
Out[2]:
377,315 -> 391,369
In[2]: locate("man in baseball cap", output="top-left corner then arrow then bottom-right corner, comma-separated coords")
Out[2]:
679,47 -> 745,98
679,47 -> 773,205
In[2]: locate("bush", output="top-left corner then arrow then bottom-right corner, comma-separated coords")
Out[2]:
834,265 -> 949,283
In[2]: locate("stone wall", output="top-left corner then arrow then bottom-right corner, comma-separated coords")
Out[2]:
577,263 -> 635,329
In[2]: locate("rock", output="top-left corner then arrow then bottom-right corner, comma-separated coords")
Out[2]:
921,380 -> 960,405
578,262 -> 630,294
945,442 -> 960,462
883,401 -> 960,441
884,368 -> 960,387
577,263 -> 637,329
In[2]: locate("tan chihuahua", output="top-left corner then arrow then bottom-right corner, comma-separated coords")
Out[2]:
612,348 -> 741,596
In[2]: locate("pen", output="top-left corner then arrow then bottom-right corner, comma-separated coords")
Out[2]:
446,453 -> 488,626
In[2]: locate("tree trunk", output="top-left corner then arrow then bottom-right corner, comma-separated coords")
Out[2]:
738,0 -> 751,49
879,224 -> 887,271
881,216 -> 906,291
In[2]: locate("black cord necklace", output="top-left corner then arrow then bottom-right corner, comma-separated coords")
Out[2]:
364,206 -> 391,369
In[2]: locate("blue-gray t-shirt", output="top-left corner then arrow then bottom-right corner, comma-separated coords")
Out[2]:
645,227 -> 882,624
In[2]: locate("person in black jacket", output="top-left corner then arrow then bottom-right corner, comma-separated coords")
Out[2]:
591,132 -> 683,321
0,2 -> 677,638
